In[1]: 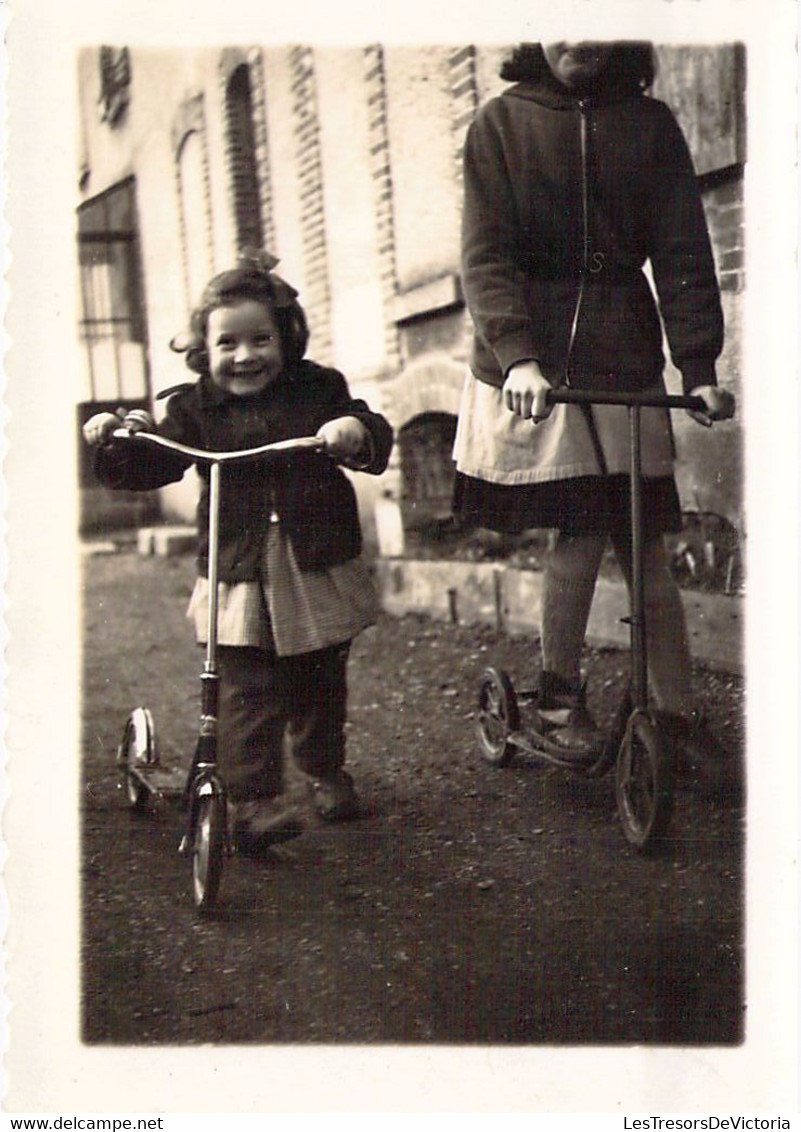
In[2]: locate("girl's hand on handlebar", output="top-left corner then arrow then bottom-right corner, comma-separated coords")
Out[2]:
686,385 -> 736,428
119,409 -> 156,433
502,361 -> 553,423
83,412 -> 122,447
83,408 -> 156,447
316,416 -> 368,463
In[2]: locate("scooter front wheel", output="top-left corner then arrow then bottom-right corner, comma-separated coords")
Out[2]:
192,789 -> 225,912
476,668 -> 520,766
615,710 -> 674,851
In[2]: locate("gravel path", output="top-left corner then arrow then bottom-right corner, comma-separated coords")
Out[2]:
81,549 -> 745,1046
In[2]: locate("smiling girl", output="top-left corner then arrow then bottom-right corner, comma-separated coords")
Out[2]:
83,251 -> 393,853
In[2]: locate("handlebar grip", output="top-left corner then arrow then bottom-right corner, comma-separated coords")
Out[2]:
120,409 -> 155,431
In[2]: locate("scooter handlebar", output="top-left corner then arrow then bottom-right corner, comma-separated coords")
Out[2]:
544,388 -> 709,412
110,429 -> 328,465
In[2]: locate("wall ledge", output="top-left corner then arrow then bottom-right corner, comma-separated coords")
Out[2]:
392,273 -> 463,326
374,557 -> 744,674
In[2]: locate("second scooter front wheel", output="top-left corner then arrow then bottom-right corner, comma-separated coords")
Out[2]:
615,709 -> 674,850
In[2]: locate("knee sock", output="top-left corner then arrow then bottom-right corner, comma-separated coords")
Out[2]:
612,533 -> 694,716
541,533 -> 606,689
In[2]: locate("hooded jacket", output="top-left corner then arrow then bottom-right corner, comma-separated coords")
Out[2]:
94,361 -> 394,580
461,72 -> 724,394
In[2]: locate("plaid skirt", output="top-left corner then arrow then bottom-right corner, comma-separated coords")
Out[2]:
187,522 -> 378,656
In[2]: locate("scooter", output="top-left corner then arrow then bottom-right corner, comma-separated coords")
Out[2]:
475,387 -> 733,851
114,429 -> 326,912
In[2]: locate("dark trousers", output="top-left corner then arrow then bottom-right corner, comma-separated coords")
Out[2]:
216,643 -> 350,801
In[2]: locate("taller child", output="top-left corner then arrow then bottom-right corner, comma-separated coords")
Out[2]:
453,42 -> 734,762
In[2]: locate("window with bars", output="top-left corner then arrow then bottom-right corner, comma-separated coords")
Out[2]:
78,177 -> 150,406
398,412 -> 458,532
77,178 -> 153,499
225,64 -> 264,251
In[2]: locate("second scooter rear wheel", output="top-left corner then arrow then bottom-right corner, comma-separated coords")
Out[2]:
476,667 -> 520,766
615,710 -> 674,851
192,789 -> 226,912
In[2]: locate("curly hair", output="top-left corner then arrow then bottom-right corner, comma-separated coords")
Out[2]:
500,42 -> 656,93
171,253 -> 310,375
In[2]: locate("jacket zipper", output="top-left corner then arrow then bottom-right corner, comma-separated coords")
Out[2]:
564,98 -> 590,388
566,98 -> 609,475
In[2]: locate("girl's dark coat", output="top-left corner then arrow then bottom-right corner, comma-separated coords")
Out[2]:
462,74 -> 724,393
94,361 -> 394,581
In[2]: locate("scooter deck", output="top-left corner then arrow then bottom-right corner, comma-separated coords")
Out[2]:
508,687 -> 607,770
508,727 -> 604,772
128,763 -> 188,798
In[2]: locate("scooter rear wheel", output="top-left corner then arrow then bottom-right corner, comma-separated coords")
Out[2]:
476,668 -> 520,766
118,708 -> 156,812
192,791 -> 225,912
615,710 -> 674,850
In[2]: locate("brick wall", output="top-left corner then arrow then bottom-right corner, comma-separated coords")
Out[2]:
448,45 -> 478,187
669,172 -> 744,528
364,45 -> 401,374
704,175 -> 745,296
290,46 -> 333,365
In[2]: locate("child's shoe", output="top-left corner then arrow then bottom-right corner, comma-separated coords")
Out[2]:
534,671 -> 606,761
308,770 -> 359,822
229,797 -> 303,857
